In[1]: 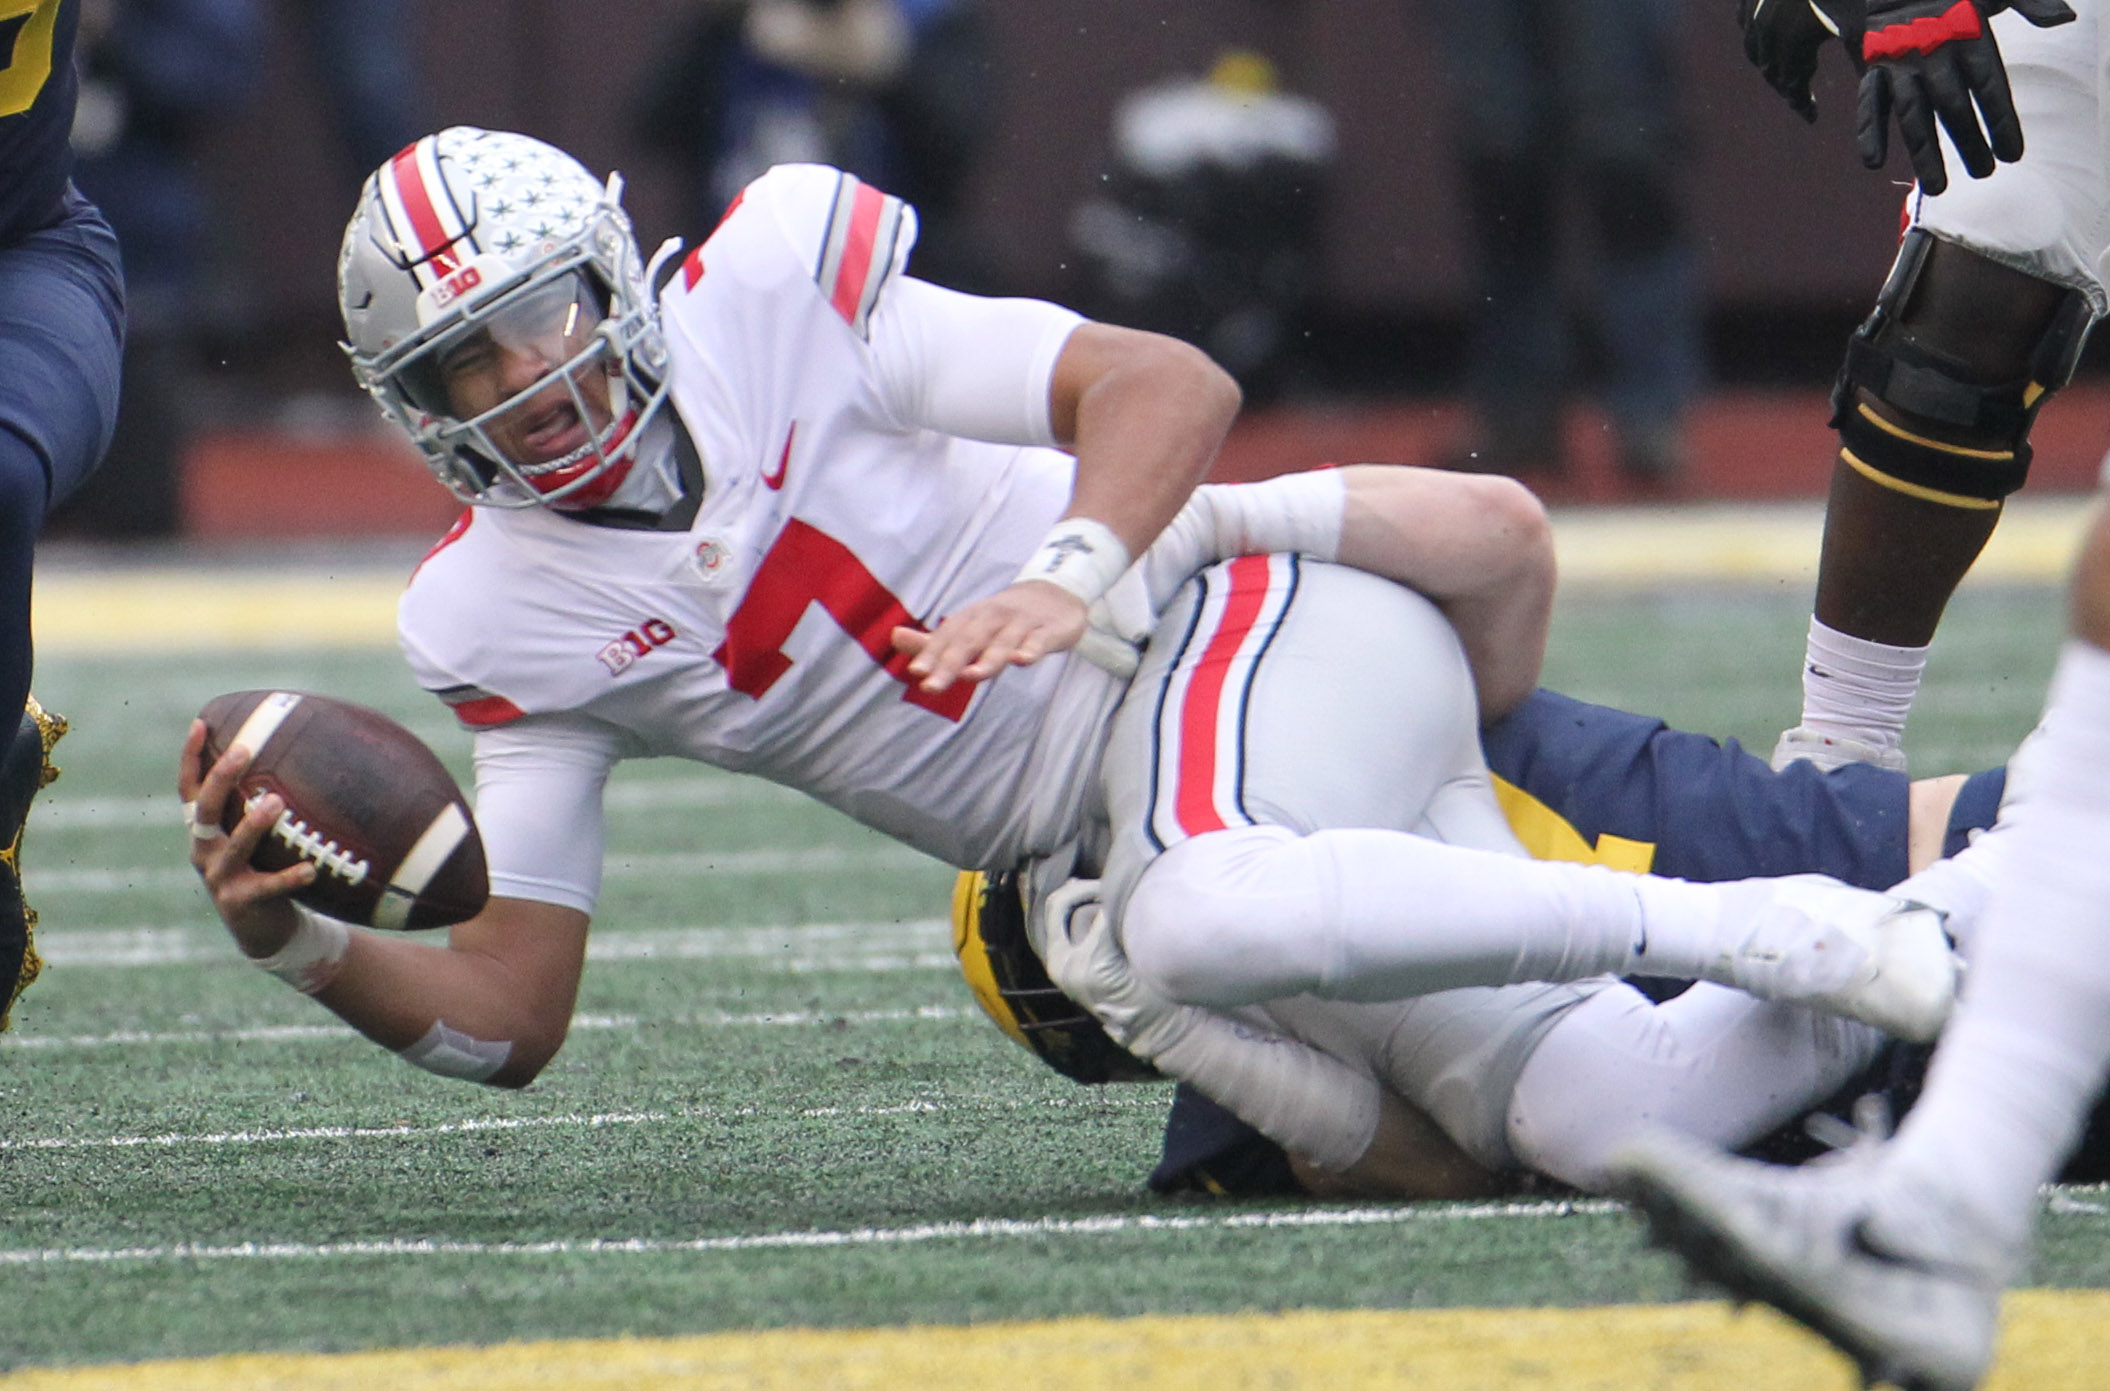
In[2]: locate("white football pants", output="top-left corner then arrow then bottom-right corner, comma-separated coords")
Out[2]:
1100,556 -> 1726,1008
1097,557 -> 1883,1176
1912,0 -> 2110,312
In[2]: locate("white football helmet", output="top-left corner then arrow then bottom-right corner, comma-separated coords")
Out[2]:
339,127 -> 679,508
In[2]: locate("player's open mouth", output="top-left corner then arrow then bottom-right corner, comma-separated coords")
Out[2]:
519,399 -> 587,460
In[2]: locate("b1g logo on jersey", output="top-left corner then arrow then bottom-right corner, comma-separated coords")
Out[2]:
599,618 -> 678,675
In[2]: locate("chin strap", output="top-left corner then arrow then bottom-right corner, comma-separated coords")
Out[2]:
643,236 -> 686,295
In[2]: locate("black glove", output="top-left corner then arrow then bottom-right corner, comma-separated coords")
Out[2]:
1853,0 -> 2077,195
1738,0 -> 1858,122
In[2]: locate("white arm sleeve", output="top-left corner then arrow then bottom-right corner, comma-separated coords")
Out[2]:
1086,470 -> 1351,651
1143,1008 -> 1386,1173
470,714 -> 626,914
1894,818 -> 2015,958
867,275 -> 1085,446
1038,880 -> 1382,1171
1138,473 -> 1346,610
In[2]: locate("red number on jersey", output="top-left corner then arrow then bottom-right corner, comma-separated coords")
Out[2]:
715,519 -> 972,721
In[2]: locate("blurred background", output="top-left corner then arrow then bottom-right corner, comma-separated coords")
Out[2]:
40,0 -> 2110,543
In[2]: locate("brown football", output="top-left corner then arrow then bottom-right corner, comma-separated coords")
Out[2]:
196,690 -> 488,929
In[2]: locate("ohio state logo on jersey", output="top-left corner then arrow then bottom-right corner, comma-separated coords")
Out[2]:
599,618 -> 678,674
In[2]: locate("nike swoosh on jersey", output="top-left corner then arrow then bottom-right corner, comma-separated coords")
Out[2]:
763,422 -> 795,490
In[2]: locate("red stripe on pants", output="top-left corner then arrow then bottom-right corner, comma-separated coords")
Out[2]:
1173,555 -> 1274,836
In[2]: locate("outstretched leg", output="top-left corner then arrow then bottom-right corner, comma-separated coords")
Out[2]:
1099,559 -> 1957,1039
0,192 -> 125,1028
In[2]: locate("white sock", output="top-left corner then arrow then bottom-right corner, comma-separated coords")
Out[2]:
1119,824 -> 1730,1006
1798,617 -> 1929,753
1892,827 -> 2009,958
1879,640 -> 2110,1259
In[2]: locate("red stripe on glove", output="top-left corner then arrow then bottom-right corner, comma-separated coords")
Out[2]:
1863,0 -> 1986,60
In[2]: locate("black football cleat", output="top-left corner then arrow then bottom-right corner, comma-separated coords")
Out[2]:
0,696 -> 65,1031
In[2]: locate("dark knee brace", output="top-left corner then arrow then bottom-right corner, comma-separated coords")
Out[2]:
1831,230 -> 2094,509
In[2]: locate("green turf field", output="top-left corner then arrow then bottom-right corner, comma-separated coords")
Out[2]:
3,571 -> 2106,1383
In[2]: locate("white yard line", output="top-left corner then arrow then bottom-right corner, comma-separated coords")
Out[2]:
0,1091 -> 1152,1153
29,918 -> 953,969
3,1184 -> 2096,1269
0,1200 -> 1627,1268
32,778 -> 792,832
0,1110 -> 672,1151
26,841 -> 937,895
2,1004 -> 974,1051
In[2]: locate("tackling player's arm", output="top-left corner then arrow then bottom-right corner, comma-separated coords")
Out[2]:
181,720 -> 591,1089
1288,1088 -> 1510,1201
895,317 -> 1241,693
1334,465 -> 1553,721
864,278 -> 1546,712
1132,465 -> 1554,722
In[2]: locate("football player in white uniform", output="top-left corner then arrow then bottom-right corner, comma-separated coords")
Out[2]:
181,128 -> 1951,1104
1598,16 -> 2110,1389
1614,485 -> 2110,1391
958,730 -> 2022,1203
1738,0 -> 2099,775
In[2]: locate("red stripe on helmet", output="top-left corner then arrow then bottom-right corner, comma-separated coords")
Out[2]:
389,142 -> 461,279
1173,555 -> 1274,836
1862,0 -> 1982,61
829,181 -> 886,326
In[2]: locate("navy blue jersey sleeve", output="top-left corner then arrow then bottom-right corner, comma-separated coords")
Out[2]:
1481,689 -> 1914,889
1149,1083 -> 1302,1198
0,0 -> 79,245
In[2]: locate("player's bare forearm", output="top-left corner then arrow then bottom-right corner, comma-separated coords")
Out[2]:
1050,322 -> 1241,561
901,324 -> 1240,693
181,721 -> 587,1087
309,897 -> 590,1087
1335,466 -> 1554,721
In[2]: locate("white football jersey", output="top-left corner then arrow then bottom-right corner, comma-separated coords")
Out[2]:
399,165 -> 1121,889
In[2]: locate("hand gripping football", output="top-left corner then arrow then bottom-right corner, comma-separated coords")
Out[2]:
196,690 -> 488,929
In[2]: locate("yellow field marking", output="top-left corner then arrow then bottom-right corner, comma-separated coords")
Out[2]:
32,574 -> 403,652
1551,496 -> 2093,586
27,498 -> 2095,654
5,1292 -> 2104,1390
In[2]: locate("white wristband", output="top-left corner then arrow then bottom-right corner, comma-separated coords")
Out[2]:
251,905 -> 350,995
1016,518 -> 1132,606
